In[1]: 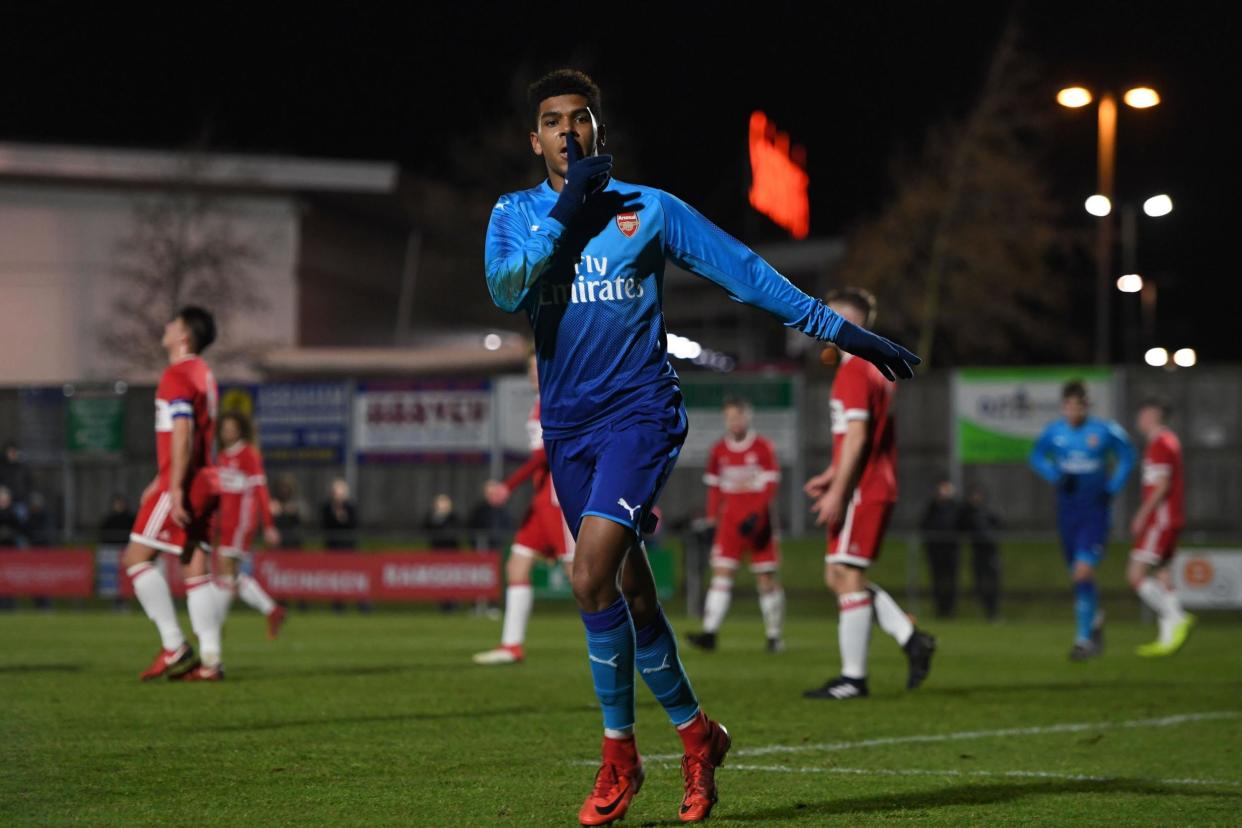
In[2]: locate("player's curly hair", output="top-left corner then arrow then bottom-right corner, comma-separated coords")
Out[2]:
218,410 -> 254,444
528,69 -> 604,128
825,287 -> 877,328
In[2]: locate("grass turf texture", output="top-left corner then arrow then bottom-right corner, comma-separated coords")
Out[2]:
3,540 -> 1241,826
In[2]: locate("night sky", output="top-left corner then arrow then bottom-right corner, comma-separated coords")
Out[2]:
4,1 -> 1235,360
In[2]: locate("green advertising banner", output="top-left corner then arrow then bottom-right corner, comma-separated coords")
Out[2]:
954,367 -> 1115,464
67,391 -> 125,455
531,544 -> 675,600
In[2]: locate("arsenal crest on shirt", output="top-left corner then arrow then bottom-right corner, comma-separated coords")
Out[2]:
616,212 -> 640,238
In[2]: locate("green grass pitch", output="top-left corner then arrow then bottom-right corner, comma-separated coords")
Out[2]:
3,542 -> 1241,826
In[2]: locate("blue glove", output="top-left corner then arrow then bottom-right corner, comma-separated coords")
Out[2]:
547,136 -> 613,227
832,319 -> 920,381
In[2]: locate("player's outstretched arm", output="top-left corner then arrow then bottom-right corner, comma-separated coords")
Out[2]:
658,191 -> 918,380
503,447 -> 548,492
483,139 -> 613,313
830,322 -> 920,382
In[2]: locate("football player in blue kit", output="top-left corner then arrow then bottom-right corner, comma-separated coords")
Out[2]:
1030,379 -> 1136,661
485,69 -> 919,825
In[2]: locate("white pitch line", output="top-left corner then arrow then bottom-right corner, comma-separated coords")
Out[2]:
614,711 -> 1242,764
719,763 -> 1240,788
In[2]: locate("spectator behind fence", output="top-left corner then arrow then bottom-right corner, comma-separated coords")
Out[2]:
426,493 -> 462,613
25,492 -> 54,547
99,495 -> 136,545
271,474 -> 306,549
425,493 -> 461,550
0,441 -> 32,512
920,478 -> 962,619
960,486 -> 1002,621
320,478 -> 366,613
469,482 -> 514,551
321,478 -> 358,550
24,491 -> 56,609
0,485 -> 26,547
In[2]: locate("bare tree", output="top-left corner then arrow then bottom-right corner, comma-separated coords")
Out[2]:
104,162 -> 268,373
833,19 -> 1084,367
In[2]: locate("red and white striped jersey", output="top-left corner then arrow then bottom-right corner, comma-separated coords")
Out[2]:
703,432 -> 780,519
829,354 -> 897,503
1142,428 -> 1184,529
217,441 -> 272,535
154,356 -> 217,488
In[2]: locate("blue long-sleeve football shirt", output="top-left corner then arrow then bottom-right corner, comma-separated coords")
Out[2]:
1029,416 -> 1136,506
485,178 -> 843,438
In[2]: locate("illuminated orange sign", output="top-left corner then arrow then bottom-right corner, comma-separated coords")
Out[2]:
1184,558 -> 1215,588
748,111 -> 810,239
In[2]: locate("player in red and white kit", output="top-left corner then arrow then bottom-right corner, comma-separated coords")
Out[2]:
214,411 -> 287,640
688,398 -> 786,653
121,306 -> 225,681
803,289 -> 935,700
1128,397 -> 1195,656
473,354 -> 574,665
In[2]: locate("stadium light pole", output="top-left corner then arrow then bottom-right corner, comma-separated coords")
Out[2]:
1058,85 -> 1161,364
1119,194 -> 1172,361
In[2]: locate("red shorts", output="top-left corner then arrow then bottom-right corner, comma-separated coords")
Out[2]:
217,524 -> 257,560
130,470 -> 219,556
711,512 -> 780,573
826,494 -> 894,569
513,500 -> 574,562
1131,514 -> 1179,566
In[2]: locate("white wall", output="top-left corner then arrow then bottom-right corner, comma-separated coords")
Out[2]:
0,183 -> 299,384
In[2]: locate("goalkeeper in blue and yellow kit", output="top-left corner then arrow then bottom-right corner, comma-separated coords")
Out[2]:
485,69 -> 919,826
1030,379 -> 1135,662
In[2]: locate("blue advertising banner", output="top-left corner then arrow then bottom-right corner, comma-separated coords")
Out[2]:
219,382 -> 350,464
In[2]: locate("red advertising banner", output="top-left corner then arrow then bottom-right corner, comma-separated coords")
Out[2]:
103,551 -> 501,602
252,551 -> 501,601
116,556 -> 188,598
0,549 -> 94,597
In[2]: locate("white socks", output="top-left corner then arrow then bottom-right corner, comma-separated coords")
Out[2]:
128,562 -> 185,651
838,591 -> 873,680
702,576 -> 733,634
501,584 -> 534,647
237,573 -> 277,616
213,576 -> 236,624
759,587 -> 785,639
186,576 -> 223,668
870,585 -> 914,647
1137,577 -> 1186,644
701,578 -> 783,639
